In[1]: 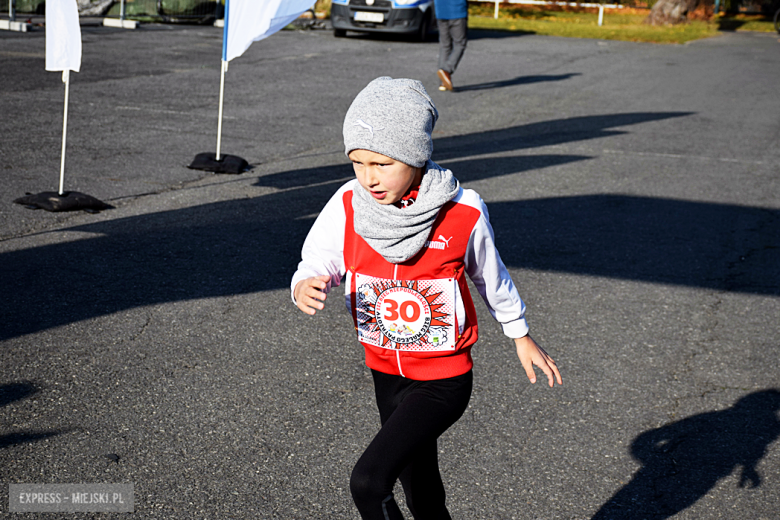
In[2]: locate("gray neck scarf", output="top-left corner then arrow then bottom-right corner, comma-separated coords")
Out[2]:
353,160 -> 460,264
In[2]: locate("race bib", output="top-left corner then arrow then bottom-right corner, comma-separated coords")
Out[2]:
354,273 -> 457,352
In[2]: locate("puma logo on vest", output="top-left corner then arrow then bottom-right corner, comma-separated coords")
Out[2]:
425,235 -> 452,250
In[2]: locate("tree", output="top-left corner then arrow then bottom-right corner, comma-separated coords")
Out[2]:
77,0 -> 114,16
646,0 -> 700,24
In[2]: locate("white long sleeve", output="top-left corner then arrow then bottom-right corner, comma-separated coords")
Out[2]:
462,192 -> 529,339
289,181 -> 354,303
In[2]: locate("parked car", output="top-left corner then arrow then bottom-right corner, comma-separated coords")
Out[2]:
331,0 -> 436,41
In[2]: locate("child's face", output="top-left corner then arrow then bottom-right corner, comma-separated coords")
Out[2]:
349,149 -> 422,205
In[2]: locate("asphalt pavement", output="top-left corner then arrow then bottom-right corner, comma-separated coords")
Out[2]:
1,19 -> 779,519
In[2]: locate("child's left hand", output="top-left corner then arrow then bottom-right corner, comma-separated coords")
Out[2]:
514,335 -> 562,387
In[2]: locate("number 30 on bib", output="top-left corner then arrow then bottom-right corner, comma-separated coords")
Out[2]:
354,274 -> 457,352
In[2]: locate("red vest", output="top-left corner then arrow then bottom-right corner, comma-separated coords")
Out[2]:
343,190 -> 481,381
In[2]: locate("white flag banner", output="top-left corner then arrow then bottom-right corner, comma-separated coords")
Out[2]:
45,0 -> 82,72
224,0 -> 316,62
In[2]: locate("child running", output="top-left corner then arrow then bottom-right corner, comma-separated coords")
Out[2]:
291,76 -> 562,520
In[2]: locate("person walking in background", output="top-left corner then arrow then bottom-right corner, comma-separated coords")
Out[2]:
435,0 -> 468,91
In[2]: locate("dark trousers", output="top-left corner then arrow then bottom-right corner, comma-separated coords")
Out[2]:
350,369 -> 473,520
437,18 -> 468,74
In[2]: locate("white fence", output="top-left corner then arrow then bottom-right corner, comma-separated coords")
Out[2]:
475,0 -> 627,25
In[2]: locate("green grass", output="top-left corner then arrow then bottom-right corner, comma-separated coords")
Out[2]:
467,5 -> 722,44
466,4 -> 779,43
715,14 -> 777,32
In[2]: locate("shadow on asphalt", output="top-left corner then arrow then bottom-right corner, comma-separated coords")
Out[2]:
330,26 -> 534,44
0,382 -> 37,407
434,112 -> 696,160
467,28 -> 536,40
456,73 -> 581,92
487,194 -> 779,296
3,111 -> 778,341
0,382 -> 62,449
252,155 -> 589,190
592,389 -> 780,519
254,112 -> 690,189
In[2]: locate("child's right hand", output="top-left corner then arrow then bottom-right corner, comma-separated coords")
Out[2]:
294,275 -> 331,315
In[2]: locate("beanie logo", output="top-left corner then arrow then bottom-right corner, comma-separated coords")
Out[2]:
354,119 -> 382,140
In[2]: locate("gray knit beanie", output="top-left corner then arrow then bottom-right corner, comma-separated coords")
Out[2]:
343,77 -> 438,168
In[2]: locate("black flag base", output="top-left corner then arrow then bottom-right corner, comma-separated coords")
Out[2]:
14,191 -> 113,213
188,152 -> 250,174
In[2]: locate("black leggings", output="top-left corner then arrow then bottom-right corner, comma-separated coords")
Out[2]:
350,369 -> 473,520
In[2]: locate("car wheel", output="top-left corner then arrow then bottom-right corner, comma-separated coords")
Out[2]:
334,28 -> 347,37
416,13 -> 431,42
